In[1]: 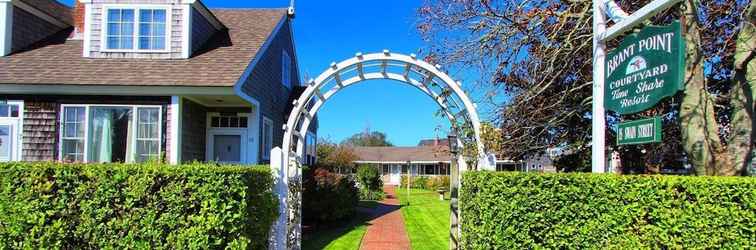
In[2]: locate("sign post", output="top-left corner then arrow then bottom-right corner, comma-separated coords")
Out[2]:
592,0 -> 683,172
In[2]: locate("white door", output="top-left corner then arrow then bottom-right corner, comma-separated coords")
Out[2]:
0,123 -> 15,162
0,101 -> 22,162
390,165 -> 401,185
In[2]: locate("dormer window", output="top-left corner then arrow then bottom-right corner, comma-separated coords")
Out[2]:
103,6 -> 169,52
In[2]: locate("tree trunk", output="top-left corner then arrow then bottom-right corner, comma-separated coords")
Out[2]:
727,1 -> 756,176
680,0 -> 723,175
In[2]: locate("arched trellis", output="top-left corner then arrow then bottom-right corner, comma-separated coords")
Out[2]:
269,51 -> 490,249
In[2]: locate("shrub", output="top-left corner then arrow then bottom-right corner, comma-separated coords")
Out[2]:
356,165 -> 383,200
0,162 -> 277,249
400,176 -> 448,191
302,167 -> 359,224
461,171 -> 756,249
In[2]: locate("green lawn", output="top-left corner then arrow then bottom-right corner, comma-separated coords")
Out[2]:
396,189 -> 450,250
301,200 -> 379,250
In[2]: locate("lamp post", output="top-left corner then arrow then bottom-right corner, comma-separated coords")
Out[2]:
447,131 -> 460,250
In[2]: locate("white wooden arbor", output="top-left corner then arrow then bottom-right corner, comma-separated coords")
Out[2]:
268,51 -> 489,249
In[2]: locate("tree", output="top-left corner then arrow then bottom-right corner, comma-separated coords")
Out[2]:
316,138 -> 358,170
417,0 -> 753,175
342,128 -> 393,147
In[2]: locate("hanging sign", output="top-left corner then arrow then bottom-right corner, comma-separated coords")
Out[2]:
604,21 -> 685,115
617,116 -> 662,145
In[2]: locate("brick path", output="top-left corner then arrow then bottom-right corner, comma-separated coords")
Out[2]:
359,186 -> 411,250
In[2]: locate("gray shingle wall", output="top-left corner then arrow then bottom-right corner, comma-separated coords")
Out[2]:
11,6 -> 64,52
190,7 -> 215,54
181,98 -> 207,162
240,18 -> 300,163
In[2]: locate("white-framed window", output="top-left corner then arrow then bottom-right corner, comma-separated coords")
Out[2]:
262,117 -> 273,160
103,5 -> 169,52
59,105 -> 162,163
282,51 -> 292,88
0,101 -> 24,162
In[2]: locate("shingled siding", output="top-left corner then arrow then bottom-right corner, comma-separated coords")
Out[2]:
87,1 -> 184,59
181,98 -> 207,162
0,95 -> 170,162
239,18 -> 298,163
11,6 -> 65,53
22,101 -> 57,161
190,7 -> 216,54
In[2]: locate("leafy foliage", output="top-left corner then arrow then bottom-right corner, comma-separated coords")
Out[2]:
401,176 -> 449,191
316,138 -> 358,171
461,171 -> 756,248
302,167 -> 359,224
342,130 -> 393,147
356,165 -> 384,200
0,162 -> 277,249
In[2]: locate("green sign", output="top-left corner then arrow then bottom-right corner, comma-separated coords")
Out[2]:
605,21 -> 685,115
617,117 -> 662,145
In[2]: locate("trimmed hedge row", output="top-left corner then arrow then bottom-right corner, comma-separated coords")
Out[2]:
0,162 -> 278,249
400,175 -> 450,191
461,171 -> 756,249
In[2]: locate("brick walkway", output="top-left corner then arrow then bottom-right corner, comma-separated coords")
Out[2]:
359,186 -> 411,250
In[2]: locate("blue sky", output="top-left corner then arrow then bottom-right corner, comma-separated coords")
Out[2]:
60,0 -> 490,146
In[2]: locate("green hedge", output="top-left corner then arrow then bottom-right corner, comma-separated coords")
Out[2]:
0,162 -> 278,249
461,171 -> 756,249
400,175 -> 449,191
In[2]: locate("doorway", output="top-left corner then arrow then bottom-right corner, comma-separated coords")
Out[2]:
390,165 -> 402,185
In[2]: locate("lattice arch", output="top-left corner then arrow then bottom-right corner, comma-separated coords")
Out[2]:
269,51 -> 489,249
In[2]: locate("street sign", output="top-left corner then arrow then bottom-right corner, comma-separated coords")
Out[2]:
604,21 -> 685,115
617,116 -> 662,145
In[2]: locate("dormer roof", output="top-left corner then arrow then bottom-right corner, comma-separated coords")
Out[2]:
0,8 -> 288,87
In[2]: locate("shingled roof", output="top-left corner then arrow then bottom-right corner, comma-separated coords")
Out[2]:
0,8 -> 287,87
351,146 -> 452,163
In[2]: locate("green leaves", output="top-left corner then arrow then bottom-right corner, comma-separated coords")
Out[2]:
0,162 -> 277,249
460,172 -> 756,249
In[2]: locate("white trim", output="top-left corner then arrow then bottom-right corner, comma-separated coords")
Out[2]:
0,0 -> 12,57
12,0 -> 68,28
287,19 -> 302,87
0,100 -> 24,162
169,96 -> 182,164
206,112 -> 249,164
181,4 -> 192,58
0,84 -> 236,96
58,104 -> 163,163
598,0 -> 682,42
82,3 -> 92,57
100,4 -> 172,53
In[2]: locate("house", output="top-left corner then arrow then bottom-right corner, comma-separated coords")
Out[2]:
0,0 -> 316,164
351,144 -> 452,186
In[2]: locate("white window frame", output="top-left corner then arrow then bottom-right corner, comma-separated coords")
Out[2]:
58,104 -> 163,163
0,100 -> 24,162
205,112 -> 251,164
100,4 -> 172,53
282,51 -> 292,89
261,116 -> 273,160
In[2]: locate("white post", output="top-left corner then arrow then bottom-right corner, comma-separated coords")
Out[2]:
169,96 -> 182,165
269,147 -> 288,250
592,0 -> 607,173
0,0 -> 13,57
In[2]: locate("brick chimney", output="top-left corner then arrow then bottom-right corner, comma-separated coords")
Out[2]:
71,0 -> 85,39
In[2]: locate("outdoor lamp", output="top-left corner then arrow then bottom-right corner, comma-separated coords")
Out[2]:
448,131 -> 459,155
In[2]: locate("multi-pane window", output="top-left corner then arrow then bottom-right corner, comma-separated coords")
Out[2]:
282,51 -> 292,88
262,117 -> 273,160
136,108 -> 160,162
138,9 -> 166,50
60,105 -> 161,163
61,107 -> 85,162
106,9 -> 135,50
0,104 -> 19,118
211,116 -> 248,128
105,7 -> 167,51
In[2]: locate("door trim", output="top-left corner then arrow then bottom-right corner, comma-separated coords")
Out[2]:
206,129 -> 247,164
0,100 -> 23,162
